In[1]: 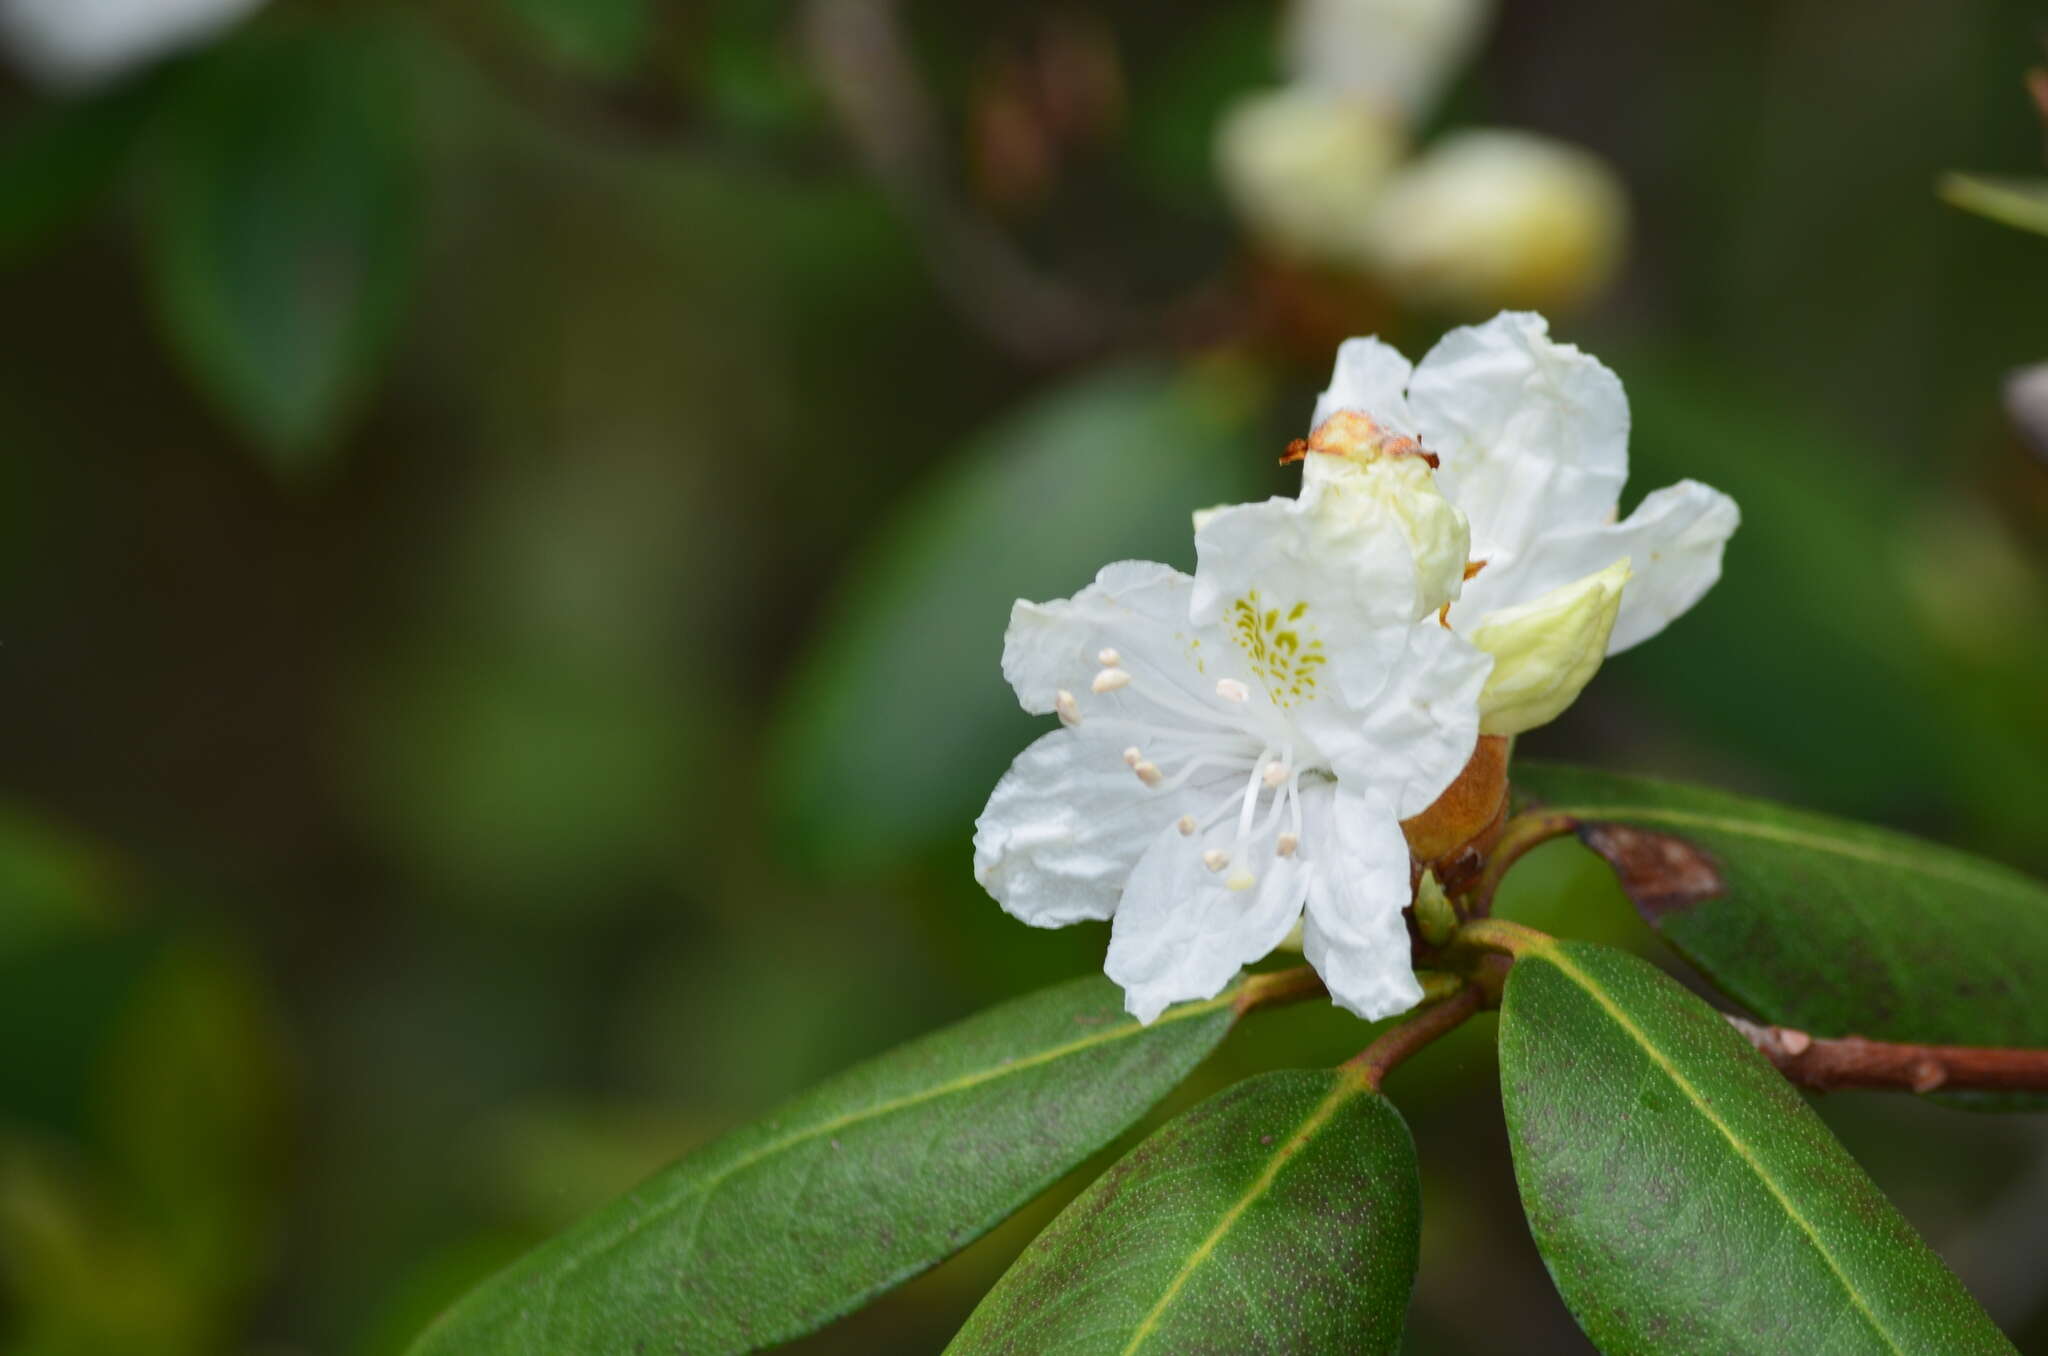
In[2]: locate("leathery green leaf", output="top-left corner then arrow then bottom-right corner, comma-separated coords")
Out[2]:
948,1068 -> 1419,1356
1513,763 -> 2048,1107
409,972 -> 1256,1355
1499,938 -> 2012,1355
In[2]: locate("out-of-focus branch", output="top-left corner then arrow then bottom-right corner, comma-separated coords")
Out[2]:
1727,1015 -> 2048,1095
1343,983 -> 1484,1091
799,0 -> 1136,362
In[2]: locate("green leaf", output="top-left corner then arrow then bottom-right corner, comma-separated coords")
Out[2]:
140,20 -> 422,475
1939,173 -> 2048,238
1498,937 -> 2011,1355
1512,764 -> 2048,1092
409,972 -> 1254,1356
768,362 -> 1272,877
948,1068 -> 1419,1356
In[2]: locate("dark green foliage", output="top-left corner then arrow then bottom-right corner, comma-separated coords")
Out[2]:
950,1069 -> 1419,1356
1498,938 -> 2011,1355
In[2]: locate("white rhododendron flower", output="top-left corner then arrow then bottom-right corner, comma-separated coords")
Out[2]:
1214,87 -> 1406,267
1282,0 -> 1494,125
0,0 -> 264,87
1363,130 -> 1629,315
1312,311 -> 1740,733
975,420 -> 1489,1024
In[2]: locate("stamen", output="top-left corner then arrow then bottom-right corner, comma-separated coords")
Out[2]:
1261,761 -> 1289,789
1092,668 -> 1131,693
1132,761 -> 1163,787
1216,678 -> 1250,703
1225,869 -> 1257,892
1097,648 -> 1122,667
1122,747 -> 1142,767
1202,849 -> 1230,873
1276,833 -> 1300,857
1055,689 -> 1081,726
1176,815 -> 1197,836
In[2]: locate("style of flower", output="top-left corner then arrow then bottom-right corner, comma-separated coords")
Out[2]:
974,421 -> 1490,1025
1311,311 -> 1740,733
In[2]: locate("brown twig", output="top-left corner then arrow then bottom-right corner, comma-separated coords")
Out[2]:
1342,984 -> 1484,1091
1726,1015 -> 2048,1095
1466,811 -> 1579,916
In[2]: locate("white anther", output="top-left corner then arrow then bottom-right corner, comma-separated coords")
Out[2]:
1261,761 -> 1289,788
1225,869 -> 1257,892
1055,690 -> 1081,726
1215,678 -> 1250,702
1202,849 -> 1231,873
1092,668 -> 1131,693
1122,746 -> 1142,767
1176,815 -> 1197,836
1133,761 -> 1163,787
1097,648 -> 1122,667
1276,833 -> 1300,858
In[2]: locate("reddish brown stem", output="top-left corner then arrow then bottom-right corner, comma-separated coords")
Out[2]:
1343,984 -> 1484,1091
1467,811 -> 1579,915
1727,1015 -> 2048,1095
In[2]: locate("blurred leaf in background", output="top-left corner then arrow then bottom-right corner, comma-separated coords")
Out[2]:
768,359 -> 1278,879
138,17 -> 423,476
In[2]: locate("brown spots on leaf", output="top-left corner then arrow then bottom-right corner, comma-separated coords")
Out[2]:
1576,821 -> 1727,923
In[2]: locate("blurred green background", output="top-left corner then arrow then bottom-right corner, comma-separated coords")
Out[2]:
2,1 -> 2046,1352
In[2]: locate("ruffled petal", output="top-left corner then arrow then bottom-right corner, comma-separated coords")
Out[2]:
1001,560 -> 1204,715
974,731 -> 1235,928
1299,786 -> 1422,1022
1455,479 -> 1738,654
1309,336 -> 1417,435
1105,794 -> 1311,1023
1297,621 -> 1490,819
1406,311 -> 1630,563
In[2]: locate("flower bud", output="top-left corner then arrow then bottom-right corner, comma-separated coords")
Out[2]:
1215,87 -> 1405,267
1282,0 -> 1494,124
1300,412 -> 1471,617
1363,130 -> 1629,315
1468,558 -> 1630,736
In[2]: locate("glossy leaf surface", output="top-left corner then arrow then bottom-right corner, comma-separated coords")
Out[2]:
1513,763 -> 2048,1065
949,1068 -> 1419,1356
410,973 -> 1246,1355
1499,937 -> 2011,1354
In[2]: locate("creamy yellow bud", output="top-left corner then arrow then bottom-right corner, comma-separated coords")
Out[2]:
1363,130 -> 1628,315
1469,558 -> 1631,735
1214,88 -> 1405,266
1301,413 -> 1470,617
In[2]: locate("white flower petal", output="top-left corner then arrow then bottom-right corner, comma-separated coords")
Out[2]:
1406,311 -> 1630,563
1457,479 -> 1738,654
1106,802 -> 1311,1024
1299,786 -> 1422,1022
974,731 -> 1233,928
1309,336 -> 1417,435
1298,622 -> 1490,819
1192,494 -> 1438,645
1001,561 -> 1204,716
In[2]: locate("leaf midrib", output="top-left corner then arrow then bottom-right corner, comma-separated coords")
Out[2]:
1547,801 -> 2031,898
1121,1074 -> 1362,1355
1530,945 -> 1907,1356
523,984 -> 1243,1311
